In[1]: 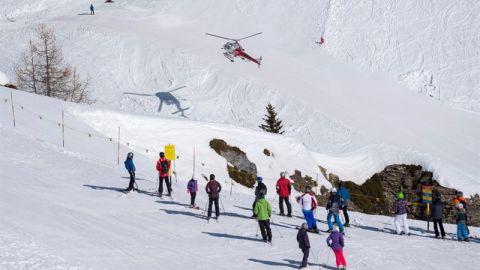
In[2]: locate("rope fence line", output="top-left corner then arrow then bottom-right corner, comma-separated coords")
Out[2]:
2,91 -> 159,163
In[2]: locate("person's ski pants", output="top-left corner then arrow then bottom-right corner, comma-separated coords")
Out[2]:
394,213 -> 410,234
208,197 -> 220,218
333,249 -> 347,267
127,170 -> 135,190
327,212 -> 344,231
341,205 -> 350,225
279,196 -> 292,215
300,248 -> 309,267
457,223 -> 468,240
190,192 -> 196,206
158,176 -> 172,195
433,218 -> 445,237
258,219 -> 272,241
303,210 -> 317,230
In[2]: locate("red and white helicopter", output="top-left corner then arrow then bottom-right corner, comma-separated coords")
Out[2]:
206,32 -> 263,67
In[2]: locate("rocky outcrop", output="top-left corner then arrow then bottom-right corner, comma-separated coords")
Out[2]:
321,164 -> 480,226
209,139 -> 257,188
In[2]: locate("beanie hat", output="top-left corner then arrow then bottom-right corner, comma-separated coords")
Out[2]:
159,152 -> 165,157
256,177 -> 263,183
305,186 -> 312,192
397,192 -> 404,200
210,174 -> 215,180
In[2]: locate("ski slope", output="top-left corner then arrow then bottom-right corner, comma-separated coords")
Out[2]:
1,0 -> 479,194
1,93 -> 479,269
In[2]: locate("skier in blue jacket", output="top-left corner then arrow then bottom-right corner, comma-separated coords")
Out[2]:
338,182 -> 351,227
124,152 -> 136,191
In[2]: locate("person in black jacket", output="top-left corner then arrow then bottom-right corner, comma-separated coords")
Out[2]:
296,222 -> 310,269
431,195 -> 445,239
252,177 -> 267,218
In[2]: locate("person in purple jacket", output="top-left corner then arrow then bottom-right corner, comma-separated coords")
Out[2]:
393,191 -> 410,235
187,178 -> 198,208
326,226 -> 347,270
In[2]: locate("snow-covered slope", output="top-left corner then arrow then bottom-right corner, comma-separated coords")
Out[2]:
322,0 -> 480,111
1,96 -> 480,270
0,87 -> 329,192
0,1 -> 479,192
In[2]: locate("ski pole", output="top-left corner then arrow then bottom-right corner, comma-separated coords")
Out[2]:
270,193 -> 278,205
220,197 -> 226,212
202,200 -> 209,216
310,247 -> 319,265
255,221 -> 259,238
325,249 -> 332,268
269,216 -> 284,238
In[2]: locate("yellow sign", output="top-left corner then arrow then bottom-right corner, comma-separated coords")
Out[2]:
165,144 -> 176,160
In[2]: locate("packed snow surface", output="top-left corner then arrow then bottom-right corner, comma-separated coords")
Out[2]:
0,95 -> 479,269
1,0 -> 480,268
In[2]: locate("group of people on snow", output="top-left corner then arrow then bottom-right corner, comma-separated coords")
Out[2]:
123,152 -> 473,269
392,189 -> 471,242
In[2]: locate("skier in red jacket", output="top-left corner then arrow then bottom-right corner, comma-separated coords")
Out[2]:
156,152 -> 172,197
276,172 -> 292,217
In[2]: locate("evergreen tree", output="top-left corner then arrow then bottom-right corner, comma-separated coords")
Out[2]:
259,103 -> 284,134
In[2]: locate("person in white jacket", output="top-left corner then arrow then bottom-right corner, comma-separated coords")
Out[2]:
297,186 -> 319,233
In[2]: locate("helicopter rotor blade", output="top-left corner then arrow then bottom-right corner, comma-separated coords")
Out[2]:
205,33 -> 236,41
237,32 -> 263,41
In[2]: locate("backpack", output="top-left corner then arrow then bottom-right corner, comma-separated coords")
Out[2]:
161,159 -> 169,174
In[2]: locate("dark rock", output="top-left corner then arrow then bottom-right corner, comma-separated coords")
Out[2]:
209,139 -> 257,188
321,164 -> 480,226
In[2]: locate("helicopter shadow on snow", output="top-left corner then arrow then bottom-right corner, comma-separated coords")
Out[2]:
123,86 -> 189,117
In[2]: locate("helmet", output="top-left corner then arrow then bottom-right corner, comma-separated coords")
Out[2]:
280,172 -> 286,178
305,186 -> 312,192
256,177 -> 263,183
333,226 -> 339,232
159,152 -> 165,157
127,152 -> 134,158
457,203 -> 464,209
396,192 -> 404,200
457,191 -> 464,197
209,174 -> 215,180
331,188 -> 337,193
301,223 -> 308,230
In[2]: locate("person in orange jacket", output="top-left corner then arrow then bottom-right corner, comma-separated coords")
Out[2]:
452,191 -> 469,234
156,152 -> 172,197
